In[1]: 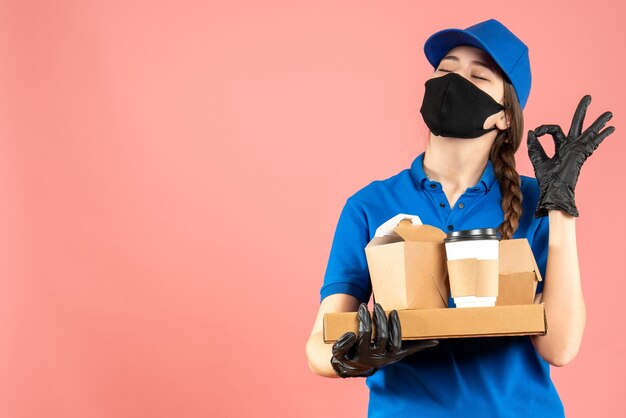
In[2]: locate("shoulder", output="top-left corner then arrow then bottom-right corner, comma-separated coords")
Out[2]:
346,167 -> 413,206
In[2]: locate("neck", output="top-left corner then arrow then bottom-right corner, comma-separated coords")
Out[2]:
422,132 -> 495,190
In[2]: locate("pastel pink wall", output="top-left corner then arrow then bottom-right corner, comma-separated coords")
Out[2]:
1,1 -> 624,417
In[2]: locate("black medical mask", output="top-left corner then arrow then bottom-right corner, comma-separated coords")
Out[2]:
420,72 -> 505,139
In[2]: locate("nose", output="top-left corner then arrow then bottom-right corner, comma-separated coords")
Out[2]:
433,67 -> 473,84
450,69 -> 472,82
434,68 -> 478,88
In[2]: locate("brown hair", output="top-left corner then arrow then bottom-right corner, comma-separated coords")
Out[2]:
489,79 -> 524,240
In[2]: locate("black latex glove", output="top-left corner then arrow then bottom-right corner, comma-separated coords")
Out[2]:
527,95 -> 615,218
330,303 -> 439,378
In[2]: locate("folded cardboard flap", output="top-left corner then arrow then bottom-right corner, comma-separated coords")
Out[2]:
428,272 -> 448,307
499,239 -> 543,282
323,304 -> 547,343
393,220 -> 448,242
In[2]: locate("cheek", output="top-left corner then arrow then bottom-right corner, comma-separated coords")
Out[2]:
479,85 -> 501,102
430,69 -> 453,79
473,78 -> 504,102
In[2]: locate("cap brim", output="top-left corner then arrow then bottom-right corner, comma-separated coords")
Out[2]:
423,28 -> 507,81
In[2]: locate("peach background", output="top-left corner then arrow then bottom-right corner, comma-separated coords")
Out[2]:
1,1 -> 624,417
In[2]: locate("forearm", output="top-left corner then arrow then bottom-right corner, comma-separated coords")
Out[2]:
531,210 -> 586,366
306,332 -> 340,378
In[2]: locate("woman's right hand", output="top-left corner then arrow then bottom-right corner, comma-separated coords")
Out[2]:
330,303 -> 439,378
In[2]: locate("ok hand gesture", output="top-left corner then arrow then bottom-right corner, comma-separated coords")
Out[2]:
527,95 -> 615,218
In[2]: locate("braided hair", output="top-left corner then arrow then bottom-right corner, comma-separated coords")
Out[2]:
489,80 -> 524,240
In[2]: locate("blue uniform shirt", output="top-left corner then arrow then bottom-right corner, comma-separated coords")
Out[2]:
320,151 -> 564,417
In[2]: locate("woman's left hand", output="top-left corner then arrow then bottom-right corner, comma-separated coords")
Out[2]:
527,95 -> 615,218
330,303 -> 438,378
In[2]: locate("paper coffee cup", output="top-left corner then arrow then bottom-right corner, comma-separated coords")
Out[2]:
453,296 -> 497,308
444,228 -> 499,308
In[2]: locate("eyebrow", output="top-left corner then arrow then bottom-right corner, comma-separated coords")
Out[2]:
439,55 -> 497,74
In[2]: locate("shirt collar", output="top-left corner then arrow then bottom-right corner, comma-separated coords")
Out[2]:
410,151 -> 497,193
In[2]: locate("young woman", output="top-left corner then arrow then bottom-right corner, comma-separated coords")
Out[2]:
305,18 -> 614,417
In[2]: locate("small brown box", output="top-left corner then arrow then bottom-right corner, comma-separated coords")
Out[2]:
364,220 -> 449,310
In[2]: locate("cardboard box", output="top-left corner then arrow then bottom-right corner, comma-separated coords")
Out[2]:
365,221 -> 449,310
324,220 -> 546,342
324,304 -> 547,342
496,238 -> 543,305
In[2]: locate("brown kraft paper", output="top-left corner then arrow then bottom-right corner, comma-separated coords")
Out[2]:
447,258 -> 499,297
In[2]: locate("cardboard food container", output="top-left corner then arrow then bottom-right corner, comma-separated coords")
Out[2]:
364,220 -> 449,310
324,220 -> 546,342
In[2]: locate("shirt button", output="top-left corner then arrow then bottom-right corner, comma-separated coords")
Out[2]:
458,203 -> 464,209
430,184 -> 436,189
447,225 -> 454,231
440,202 -> 445,208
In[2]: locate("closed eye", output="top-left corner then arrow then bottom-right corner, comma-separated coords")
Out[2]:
437,69 -> 489,81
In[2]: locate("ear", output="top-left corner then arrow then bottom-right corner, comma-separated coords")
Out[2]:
495,110 -> 511,131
